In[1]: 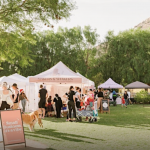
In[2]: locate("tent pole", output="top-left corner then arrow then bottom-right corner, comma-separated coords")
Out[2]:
81,78 -> 83,99
28,83 -> 30,112
34,83 -> 35,111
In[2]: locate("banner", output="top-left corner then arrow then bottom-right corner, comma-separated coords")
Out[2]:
29,77 -> 82,83
0,109 -> 26,146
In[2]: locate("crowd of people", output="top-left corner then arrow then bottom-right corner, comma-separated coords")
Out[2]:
0,82 -> 29,112
0,82 -> 131,121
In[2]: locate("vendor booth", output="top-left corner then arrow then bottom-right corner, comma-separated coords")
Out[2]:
76,72 -> 95,92
98,78 -> 123,89
29,61 -> 90,111
98,78 -> 123,104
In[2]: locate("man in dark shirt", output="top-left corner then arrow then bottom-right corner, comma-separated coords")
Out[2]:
38,84 -> 48,118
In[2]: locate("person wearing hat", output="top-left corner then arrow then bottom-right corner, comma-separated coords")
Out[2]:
12,83 -> 19,109
19,89 -> 29,112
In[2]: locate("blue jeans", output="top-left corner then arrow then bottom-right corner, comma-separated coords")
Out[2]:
21,99 -> 26,112
125,99 -> 128,106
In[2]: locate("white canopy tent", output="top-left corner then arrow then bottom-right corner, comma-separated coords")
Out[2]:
76,72 -> 95,89
98,78 -> 123,89
29,61 -> 84,111
0,76 -> 24,86
8,73 -> 28,82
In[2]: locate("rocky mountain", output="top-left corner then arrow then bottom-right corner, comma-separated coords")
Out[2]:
135,18 -> 150,29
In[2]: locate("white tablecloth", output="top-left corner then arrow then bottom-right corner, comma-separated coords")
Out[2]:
116,97 -> 122,104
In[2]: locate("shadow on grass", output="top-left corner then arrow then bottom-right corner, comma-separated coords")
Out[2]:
25,129 -> 104,144
43,117 -> 66,123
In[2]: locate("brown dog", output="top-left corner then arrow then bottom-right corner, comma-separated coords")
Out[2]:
22,109 -> 43,131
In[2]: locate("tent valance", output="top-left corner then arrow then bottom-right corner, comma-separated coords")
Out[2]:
29,77 -> 82,83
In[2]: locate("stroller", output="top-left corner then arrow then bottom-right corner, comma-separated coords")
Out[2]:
76,101 -> 98,123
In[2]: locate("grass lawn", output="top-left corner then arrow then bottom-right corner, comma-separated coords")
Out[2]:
24,104 -> 150,150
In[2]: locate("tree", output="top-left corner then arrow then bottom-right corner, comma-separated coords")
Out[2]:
1,26 -> 100,80
0,0 -> 75,68
97,29 -> 150,85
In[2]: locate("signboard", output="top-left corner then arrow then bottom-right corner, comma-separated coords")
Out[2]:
0,109 -> 26,149
29,77 -> 82,83
101,99 -> 110,114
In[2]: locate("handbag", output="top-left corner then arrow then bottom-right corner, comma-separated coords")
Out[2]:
80,102 -> 83,106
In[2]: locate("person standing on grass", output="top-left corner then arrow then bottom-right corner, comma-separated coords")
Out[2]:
53,94 -> 62,118
97,88 -> 103,110
12,83 -> 20,109
112,90 -> 117,106
124,91 -> 128,108
75,87 -> 82,109
127,90 -> 131,105
68,86 -> 76,122
0,82 -> 14,110
19,89 -> 29,113
38,84 -> 48,118
121,96 -> 126,108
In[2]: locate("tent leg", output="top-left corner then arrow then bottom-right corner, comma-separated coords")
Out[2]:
34,83 -> 35,111
28,83 -> 30,112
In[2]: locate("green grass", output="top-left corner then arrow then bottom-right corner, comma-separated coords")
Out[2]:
24,105 -> 150,150
96,104 -> 150,127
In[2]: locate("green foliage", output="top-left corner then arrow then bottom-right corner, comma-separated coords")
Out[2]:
134,90 -> 150,103
97,29 -> 150,85
0,0 -> 75,68
0,26 -> 100,83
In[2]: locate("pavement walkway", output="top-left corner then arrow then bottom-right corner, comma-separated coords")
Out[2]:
0,139 -> 49,150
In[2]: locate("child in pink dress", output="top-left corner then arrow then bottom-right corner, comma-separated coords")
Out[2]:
121,96 -> 126,108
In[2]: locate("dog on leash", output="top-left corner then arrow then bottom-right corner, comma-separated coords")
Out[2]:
22,109 -> 43,131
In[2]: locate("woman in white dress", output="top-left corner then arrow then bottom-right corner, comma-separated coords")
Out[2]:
0,82 -> 13,110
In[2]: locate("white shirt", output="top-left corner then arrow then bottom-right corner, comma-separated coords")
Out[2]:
75,92 -> 80,102
0,90 -> 12,102
127,91 -> 130,99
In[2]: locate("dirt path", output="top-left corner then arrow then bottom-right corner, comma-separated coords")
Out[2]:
0,139 -> 48,150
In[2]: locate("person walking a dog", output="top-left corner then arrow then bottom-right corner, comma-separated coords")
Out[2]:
38,84 -> 48,118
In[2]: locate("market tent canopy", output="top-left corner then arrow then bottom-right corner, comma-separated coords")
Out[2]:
0,76 -> 24,86
8,73 -> 28,83
76,72 -> 95,86
29,61 -> 82,83
98,78 -> 123,89
125,81 -> 150,89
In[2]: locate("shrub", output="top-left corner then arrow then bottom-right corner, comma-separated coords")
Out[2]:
134,90 -> 150,103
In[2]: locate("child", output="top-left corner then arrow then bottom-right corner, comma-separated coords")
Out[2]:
46,96 -> 54,117
121,96 -> 126,108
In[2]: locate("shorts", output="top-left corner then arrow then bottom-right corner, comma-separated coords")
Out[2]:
12,103 -> 19,109
39,100 -> 46,108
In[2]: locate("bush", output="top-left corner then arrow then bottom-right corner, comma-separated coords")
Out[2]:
134,90 -> 150,103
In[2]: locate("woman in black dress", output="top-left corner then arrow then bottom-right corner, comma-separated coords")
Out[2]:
53,94 -> 62,118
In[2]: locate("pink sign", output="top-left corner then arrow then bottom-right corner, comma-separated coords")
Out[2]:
1,110 -> 25,145
29,77 -> 82,83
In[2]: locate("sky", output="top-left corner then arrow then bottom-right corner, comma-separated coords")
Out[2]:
43,0 -> 150,41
